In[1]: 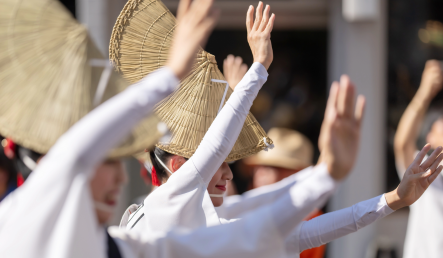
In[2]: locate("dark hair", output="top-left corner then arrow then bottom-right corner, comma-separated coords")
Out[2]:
149,147 -> 174,183
0,146 -> 17,186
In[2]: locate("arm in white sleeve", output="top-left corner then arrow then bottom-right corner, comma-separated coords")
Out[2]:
0,68 -> 179,258
48,67 -> 179,173
141,63 -> 268,231
217,167 -> 313,219
188,63 -> 268,185
111,164 -> 337,258
292,194 -> 394,253
270,163 -> 338,238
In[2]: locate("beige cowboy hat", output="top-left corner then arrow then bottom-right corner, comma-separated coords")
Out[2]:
0,0 -> 164,158
110,0 -> 272,162
245,128 -> 313,170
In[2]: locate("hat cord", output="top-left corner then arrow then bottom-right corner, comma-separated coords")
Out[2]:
263,137 -> 274,152
90,59 -> 113,107
154,153 -> 173,175
211,79 -> 230,114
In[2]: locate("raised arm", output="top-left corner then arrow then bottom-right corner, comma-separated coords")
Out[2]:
0,0 -> 220,256
189,3 -> 275,184
291,144 -> 443,253
294,194 -> 393,253
394,60 -> 443,177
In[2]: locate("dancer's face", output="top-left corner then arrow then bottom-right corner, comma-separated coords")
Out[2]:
90,160 -> 127,224
208,162 -> 233,207
169,157 -> 233,207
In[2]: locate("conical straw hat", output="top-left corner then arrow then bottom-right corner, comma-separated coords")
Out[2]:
0,0 -> 163,158
110,0 -> 272,162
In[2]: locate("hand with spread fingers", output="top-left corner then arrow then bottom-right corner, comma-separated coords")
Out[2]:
385,144 -> 443,210
223,55 -> 248,90
318,75 -> 366,181
246,2 -> 275,70
167,0 -> 220,79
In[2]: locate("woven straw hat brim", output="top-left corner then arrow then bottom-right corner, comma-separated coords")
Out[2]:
110,0 -> 272,162
244,154 -> 312,171
0,0 -> 163,158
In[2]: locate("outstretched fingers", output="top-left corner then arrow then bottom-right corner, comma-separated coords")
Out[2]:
326,82 -> 340,115
428,165 -> 443,184
176,0 -> 192,21
191,0 -> 214,21
427,152 -> 443,173
412,144 -> 432,168
258,5 -> 270,32
246,5 -> 254,34
414,152 -> 443,183
354,95 -> 366,127
252,2 -> 264,31
264,13 -> 275,34
420,146 -> 443,171
337,75 -> 356,118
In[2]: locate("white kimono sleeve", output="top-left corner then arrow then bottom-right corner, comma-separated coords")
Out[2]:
216,167 -> 313,219
142,63 -> 269,231
110,163 -> 337,258
285,194 -> 394,254
0,68 -> 179,258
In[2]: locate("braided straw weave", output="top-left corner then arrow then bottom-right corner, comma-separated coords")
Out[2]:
0,0 -> 163,158
110,0 -> 272,162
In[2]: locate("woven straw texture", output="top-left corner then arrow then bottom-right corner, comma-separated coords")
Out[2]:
0,0 -> 163,158
110,0 -> 272,162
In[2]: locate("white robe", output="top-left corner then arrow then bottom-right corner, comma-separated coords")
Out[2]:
0,66 -> 337,258
127,63 -> 394,257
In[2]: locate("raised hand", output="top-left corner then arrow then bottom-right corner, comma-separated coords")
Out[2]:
223,55 -> 248,90
385,144 -> 443,210
418,60 -> 443,99
246,2 -> 275,70
318,75 -> 365,180
166,0 -> 220,79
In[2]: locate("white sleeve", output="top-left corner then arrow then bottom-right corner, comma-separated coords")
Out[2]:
269,163 -> 338,238
188,62 -> 268,185
0,68 -> 179,258
111,164 -> 337,258
217,167 -> 313,219
110,204 -> 287,258
290,194 -> 394,253
141,63 -> 268,232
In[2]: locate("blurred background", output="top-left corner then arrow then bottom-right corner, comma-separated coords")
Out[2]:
53,0 -> 443,257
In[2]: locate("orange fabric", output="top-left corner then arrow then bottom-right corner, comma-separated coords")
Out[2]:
300,210 -> 325,258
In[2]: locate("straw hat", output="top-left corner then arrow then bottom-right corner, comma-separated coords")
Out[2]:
110,0 -> 272,162
0,0 -> 164,158
245,128 -> 313,170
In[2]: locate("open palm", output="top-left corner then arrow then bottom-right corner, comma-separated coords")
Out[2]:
318,76 -> 365,180
397,144 -> 443,207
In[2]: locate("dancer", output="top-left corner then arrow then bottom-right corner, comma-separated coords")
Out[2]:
0,1 -> 376,257
123,6 -> 443,258
394,59 -> 443,258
